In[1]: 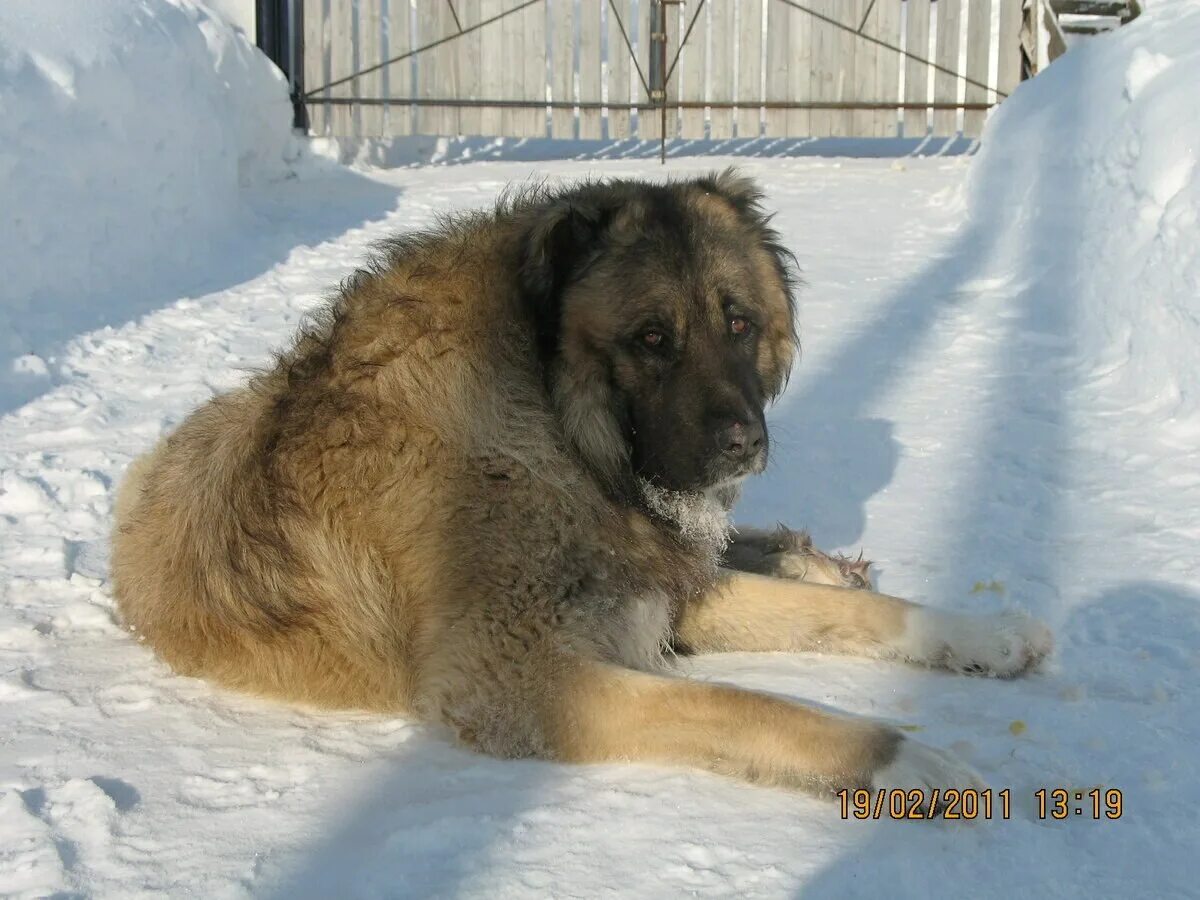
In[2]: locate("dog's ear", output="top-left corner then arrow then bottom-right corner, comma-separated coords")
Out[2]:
700,167 -> 764,217
697,168 -> 801,397
699,168 -> 799,301
517,200 -> 611,362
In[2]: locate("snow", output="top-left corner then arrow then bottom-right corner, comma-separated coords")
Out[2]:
2,0 -> 1200,897
968,0 -> 1200,424
0,0 -> 300,409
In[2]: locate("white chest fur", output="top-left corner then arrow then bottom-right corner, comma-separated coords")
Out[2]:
606,592 -> 675,671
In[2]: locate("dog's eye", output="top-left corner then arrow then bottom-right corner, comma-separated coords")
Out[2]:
641,330 -> 666,349
729,316 -> 752,337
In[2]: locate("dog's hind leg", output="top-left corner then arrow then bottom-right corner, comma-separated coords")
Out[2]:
538,659 -> 984,810
675,571 -> 1053,677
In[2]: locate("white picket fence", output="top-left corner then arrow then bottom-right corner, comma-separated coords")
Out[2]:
303,0 -> 1023,141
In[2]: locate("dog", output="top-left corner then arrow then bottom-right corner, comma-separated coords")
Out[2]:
111,171 -> 1052,812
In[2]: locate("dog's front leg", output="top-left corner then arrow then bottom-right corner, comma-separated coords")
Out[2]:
675,571 -> 1053,677
539,659 -> 985,811
723,525 -> 873,589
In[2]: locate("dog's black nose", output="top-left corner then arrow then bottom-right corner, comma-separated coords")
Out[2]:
717,420 -> 764,460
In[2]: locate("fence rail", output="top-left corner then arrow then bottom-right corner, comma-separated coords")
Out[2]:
300,0 -> 1026,142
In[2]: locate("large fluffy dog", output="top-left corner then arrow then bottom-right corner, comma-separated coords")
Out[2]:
112,172 -> 1051,809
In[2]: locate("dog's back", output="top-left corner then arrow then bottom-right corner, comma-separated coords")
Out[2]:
111,202 -> 701,722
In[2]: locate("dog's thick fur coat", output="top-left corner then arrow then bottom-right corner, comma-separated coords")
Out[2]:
112,173 -> 1052,808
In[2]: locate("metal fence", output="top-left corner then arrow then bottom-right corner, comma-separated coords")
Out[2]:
289,0 -> 1028,143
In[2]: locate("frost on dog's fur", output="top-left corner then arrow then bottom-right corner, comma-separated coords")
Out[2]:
637,478 -> 732,559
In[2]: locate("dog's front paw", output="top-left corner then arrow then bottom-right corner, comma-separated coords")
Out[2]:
934,611 -> 1054,677
899,609 -> 1053,677
727,525 -> 874,589
872,737 -> 988,817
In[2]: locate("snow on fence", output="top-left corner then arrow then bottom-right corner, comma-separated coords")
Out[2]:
302,0 -> 1025,141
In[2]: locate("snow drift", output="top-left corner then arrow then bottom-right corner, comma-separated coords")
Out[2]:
967,0 -> 1200,422
0,0 -> 298,377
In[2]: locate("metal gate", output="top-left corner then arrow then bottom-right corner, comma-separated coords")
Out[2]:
293,0 -> 1028,144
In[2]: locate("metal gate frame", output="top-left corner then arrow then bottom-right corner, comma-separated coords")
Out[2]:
261,0 -> 1018,158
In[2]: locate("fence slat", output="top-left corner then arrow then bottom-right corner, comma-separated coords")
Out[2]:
382,0 -> 409,136
442,1 -> 463,136
963,0 -> 992,136
304,0 -> 329,135
786,0 -> 811,137
477,0 -> 503,135
359,0 -> 382,136
808,1 -> 835,136
677,0 -> 707,139
607,0 -> 632,138
579,0 -> 603,138
737,0 -> 763,139
455,0 -> 483,136
551,0 -> 574,138
709,0 -> 734,138
853,0 -> 878,136
329,0 -> 355,135
519,0 -> 546,136
903,0 -> 931,137
764,0 -> 789,137
664,2 -> 679,138
414,3 -> 435,134
498,0 -> 523,135
830,0 -> 860,137
874,0 -> 902,136
997,0 -> 1022,98
932,0 -> 962,136
640,2 -> 660,141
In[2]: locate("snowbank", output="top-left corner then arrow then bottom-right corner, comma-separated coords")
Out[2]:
968,0 -> 1200,421
0,0 -> 298,377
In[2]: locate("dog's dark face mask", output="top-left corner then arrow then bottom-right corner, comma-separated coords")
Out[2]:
518,171 -> 798,499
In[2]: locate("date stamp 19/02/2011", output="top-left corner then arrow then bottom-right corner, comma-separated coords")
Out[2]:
837,788 -> 1125,821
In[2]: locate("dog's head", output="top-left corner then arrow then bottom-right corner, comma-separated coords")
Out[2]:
517,170 -> 798,500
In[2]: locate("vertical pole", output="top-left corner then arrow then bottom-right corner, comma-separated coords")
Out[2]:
256,0 -> 308,130
647,0 -> 672,163
660,0 -> 667,164
256,0 -> 274,62
289,0 -> 308,131
652,0 -> 662,157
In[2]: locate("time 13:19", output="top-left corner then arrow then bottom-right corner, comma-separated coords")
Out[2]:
1036,788 -> 1124,820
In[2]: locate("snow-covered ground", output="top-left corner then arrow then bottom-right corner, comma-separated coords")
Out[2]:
4,0 -> 1200,897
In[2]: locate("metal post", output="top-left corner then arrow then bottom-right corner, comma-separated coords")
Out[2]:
648,0 -> 668,163
659,2 -> 668,164
660,0 -> 686,163
256,0 -> 308,130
